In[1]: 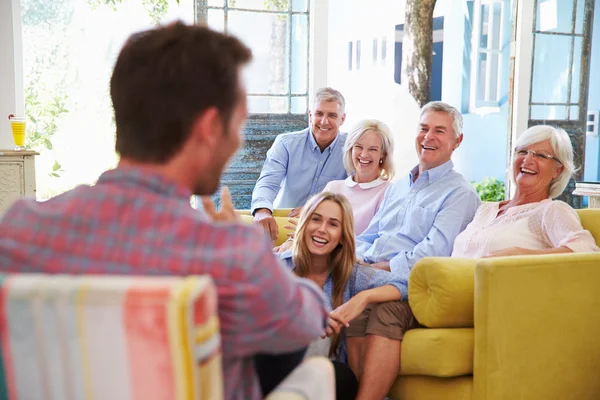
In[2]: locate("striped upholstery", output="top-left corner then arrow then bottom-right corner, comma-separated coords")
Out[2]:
0,274 -> 222,400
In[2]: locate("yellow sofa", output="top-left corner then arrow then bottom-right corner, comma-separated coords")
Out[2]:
390,208 -> 600,400
238,209 -> 297,246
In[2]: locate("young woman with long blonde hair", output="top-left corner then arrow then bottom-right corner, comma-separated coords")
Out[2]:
278,192 -> 402,399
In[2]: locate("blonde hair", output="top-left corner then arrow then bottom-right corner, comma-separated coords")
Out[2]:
343,119 -> 395,180
292,192 -> 356,357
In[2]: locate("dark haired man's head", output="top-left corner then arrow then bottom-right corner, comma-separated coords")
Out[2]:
110,22 -> 252,195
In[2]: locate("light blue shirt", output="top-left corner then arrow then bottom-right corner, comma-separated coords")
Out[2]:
278,250 -> 400,361
251,128 -> 347,213
356,160 -> 481,296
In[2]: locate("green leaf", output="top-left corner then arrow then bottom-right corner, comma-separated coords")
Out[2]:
52,161 -> 62,171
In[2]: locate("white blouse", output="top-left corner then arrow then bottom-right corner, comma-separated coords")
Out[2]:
452,199 -> 599,258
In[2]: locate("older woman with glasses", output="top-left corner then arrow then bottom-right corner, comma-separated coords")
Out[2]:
452,125 -> 599,258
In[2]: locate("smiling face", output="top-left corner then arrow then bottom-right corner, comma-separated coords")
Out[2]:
415,110 -> 462,173
303,200 -> 343,258
513,139 -> 563,196
351,130 -> 384,183
309,100 -> 346,151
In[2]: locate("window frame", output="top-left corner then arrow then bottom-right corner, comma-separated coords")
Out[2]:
194,0 -> 310,114
470,0 -> 506,111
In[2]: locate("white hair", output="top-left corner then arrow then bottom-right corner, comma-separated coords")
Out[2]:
343,119 -> 395,180
514,125 -> 575,198
312,87 -> 346,114
420,101 -> 463,138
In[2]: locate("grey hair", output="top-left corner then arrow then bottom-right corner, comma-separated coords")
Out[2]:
420,101 -> 463,138
312,87 -> 346,113
343,119 -> 396,180
514,125 -> 575,198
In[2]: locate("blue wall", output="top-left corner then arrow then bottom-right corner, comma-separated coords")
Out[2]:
584,0 -> 600,182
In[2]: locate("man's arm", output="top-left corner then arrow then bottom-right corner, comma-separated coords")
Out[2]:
220,234 -> 328,357
251,135 -> 289,214
388,189 -> 481,279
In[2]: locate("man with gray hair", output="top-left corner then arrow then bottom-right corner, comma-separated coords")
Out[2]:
251,87 -> 348,241
335,101 -> 481,400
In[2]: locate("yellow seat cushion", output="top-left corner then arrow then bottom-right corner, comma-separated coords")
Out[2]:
409,257 -> 476,328
236,209 -> 293,218
401,328 -> 474,377
389,375 -> 472,400
239,215 -> 297,246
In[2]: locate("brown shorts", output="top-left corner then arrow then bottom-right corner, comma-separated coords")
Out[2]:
346,300 -> 419,341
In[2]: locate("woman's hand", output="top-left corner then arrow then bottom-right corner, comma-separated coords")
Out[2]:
330,293 -> 368,328
273,238 -> 294,253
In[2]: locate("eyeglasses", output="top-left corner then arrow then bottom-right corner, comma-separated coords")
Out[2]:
514,148 -> 563,165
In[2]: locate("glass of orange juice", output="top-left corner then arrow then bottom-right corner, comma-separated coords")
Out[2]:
8,115 -> 26,151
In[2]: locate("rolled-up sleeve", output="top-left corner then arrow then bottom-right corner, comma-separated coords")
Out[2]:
350,265 -> 405,300
251,136 -> 289,214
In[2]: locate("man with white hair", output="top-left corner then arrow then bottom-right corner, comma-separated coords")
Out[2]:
338,101 -> 481,400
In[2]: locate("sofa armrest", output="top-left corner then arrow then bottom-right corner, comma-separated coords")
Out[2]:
408,257 -> 476,328
473,252 -> 600,400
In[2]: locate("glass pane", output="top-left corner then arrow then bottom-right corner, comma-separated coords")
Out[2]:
348,41 -> 353,70
536,0 -> 574,33
356,40 -> 362,70
570,37 -> 582,103
232,0 -> 287,11
531,34 -> 571,103
291,96 -> 307,113
530,105 -> 567,120
491,2 -> 502,50
570,106 -> 579,120
248,96 -> 288,113
373,38 -> 378,62
291,15 -> 307,94
207,9 -> 224,31
477,52 -> 488,101
208,0 -> 224,6
479,3 -> 489,49
229,11 -> 290,94
292,0 -> 308,12
488,53 -> 499,101
381,36 -> 387,64
575,0 -> 584,34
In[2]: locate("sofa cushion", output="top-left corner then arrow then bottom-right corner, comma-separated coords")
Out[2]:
400,328 -> 474,377
409,257 -> 476,328
389,375 -> 472,400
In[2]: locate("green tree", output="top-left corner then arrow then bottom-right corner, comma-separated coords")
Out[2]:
87,0 -> 179,24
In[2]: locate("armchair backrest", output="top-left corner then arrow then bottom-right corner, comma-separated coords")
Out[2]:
576,208 -> 600,245
0,274 -> 223,400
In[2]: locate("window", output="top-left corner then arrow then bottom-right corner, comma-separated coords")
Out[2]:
198,0 -> 310,114
470,0 -> 505,109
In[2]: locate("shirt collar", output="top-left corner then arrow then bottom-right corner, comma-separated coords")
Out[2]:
344,175 -> 388,189
97,166 -> 192,200
308,128 -> 342,153
408,160 -> 455,186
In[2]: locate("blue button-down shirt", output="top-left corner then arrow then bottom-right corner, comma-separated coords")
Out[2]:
356,160 -> 481,298
251,128 -> 347,213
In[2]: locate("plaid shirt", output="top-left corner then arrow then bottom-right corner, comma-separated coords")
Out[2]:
0,167 -> 328,400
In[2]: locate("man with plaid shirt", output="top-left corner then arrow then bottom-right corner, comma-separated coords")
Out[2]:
0,22 -> 329,400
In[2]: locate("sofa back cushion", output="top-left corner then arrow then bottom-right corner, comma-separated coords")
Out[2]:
576,208 -> 600,245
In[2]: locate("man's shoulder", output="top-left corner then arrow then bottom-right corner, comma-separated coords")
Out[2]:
275,128 -> 310,144
446,169 -> 479,194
